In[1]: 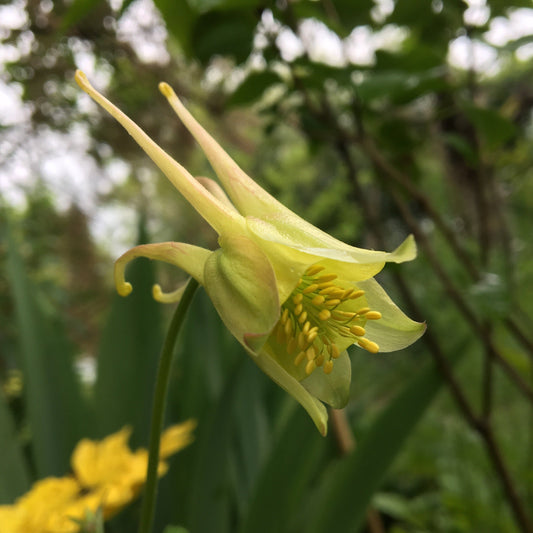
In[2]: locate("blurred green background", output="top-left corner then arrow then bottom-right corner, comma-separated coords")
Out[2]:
1,0 -> 533,531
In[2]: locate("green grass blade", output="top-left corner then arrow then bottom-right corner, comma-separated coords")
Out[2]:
0,389 -> 30,503
239,402 -> 329,533
5,224 -> 87,477
94,250 -> 163,447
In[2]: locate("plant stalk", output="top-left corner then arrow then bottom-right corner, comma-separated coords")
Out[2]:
138,278 -> 199,533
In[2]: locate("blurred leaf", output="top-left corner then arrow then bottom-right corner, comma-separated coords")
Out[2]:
154,0 -> 197,56
228,360 -> 270,518
329,0 -> 374,32
5,224 -> 87,477
0,389 -> 30,503
187,360 -> 244,533
293,61 -> 354,90
442,132 -> 478,166
487,0 -> 533,16
239,403 -> 328,533
163,527 -> 189,533
189,0 -> 262,10
228,71 -> 284,107
59,0 -> 104,32
94,221 -> 163,447
357,71 -> 408,102
155,291 -> 236,530
191,10 -> 256,64
373,492 -> 424,527
463,104 -> 517,149
306,350 -> 462,533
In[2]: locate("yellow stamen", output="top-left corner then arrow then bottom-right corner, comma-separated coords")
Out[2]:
281,308 -> 289,324
323,360 -> 334,374
305,265 -> 325,276
306,330 -> 318,344
306,346 -> 316,361
330,344 -> 340,359
365,311 -> 382,320
305,359 -> 317,375
315,353 -> 325,366
350,290 -> 365,299
303,283 -> 319,294
298,311 -> 308,324
311,295 -> 325,306
294,351 -> 306,366
342,288 -> 355,299
319,286 -> 339,295
318,309 -> 331,321
324,298 -> 341,307
293,293 -> 303,305
284,319 -> 293,336
302,321 -> 311,334
316,274 -> 338,283
356,307 -> 371,315
332,311 -> 357,320
350,325 -> 366,336
294,303 -> 303,316
358,338 -> 380,354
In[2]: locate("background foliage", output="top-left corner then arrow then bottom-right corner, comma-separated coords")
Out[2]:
1,0 -> 533,531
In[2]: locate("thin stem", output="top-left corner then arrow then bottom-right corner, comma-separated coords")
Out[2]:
138,278 -> 199,533
329,408 -> 385,533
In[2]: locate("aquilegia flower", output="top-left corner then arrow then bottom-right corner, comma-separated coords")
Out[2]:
75,71 -> 425,435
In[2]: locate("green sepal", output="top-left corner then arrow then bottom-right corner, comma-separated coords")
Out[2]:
203,235 -> 280,353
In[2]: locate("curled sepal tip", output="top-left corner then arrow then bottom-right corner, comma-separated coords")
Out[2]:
114,242 -> 211,299
152,281 -> 190,304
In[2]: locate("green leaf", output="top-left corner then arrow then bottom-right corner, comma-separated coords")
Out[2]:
189,0 -> 262,10
228,71 -> 284,108
154,292 -> 239,530
191,10 -> 256,64
0,389 -> 30,503
59,0 -> 104,32
463,104 -> 517,149
154,0 -> 197,56
5,223 -> 87,477
187,360 -> 245,533
94,221 -> 163,447
306,348 -> 462,533
239,402 -> 328,533
163,527 -> 189,533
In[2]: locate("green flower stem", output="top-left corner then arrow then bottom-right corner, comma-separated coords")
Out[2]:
138,278 -> 199,533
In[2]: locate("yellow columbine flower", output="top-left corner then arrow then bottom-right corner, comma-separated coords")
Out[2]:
75,71 -> 425,436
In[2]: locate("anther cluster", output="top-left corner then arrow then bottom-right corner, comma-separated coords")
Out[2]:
275,265 -> 382,376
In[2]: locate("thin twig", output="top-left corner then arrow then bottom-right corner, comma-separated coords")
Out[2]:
329,409 -> 385,533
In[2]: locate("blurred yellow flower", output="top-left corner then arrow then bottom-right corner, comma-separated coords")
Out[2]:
0,421 -> 195,533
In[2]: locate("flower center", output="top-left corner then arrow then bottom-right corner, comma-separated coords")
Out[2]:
274,265 -> 382,377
